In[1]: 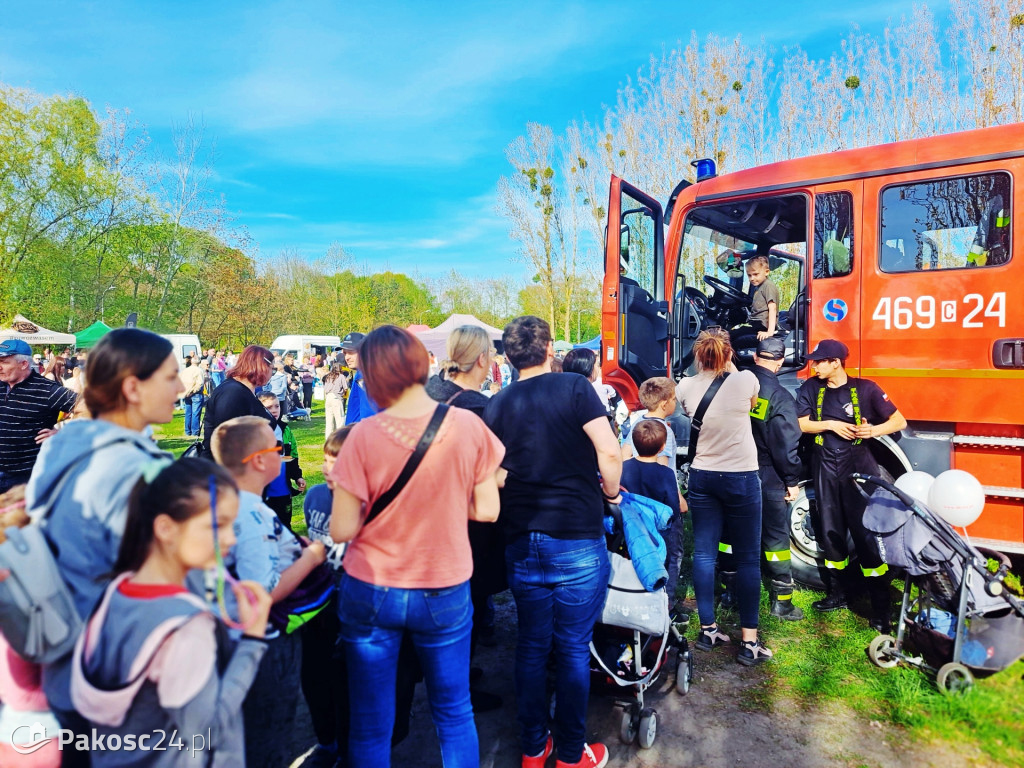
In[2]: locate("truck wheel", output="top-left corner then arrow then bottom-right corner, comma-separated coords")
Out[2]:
788,481 -> 826,589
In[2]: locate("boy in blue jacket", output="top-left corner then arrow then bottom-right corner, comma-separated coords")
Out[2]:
621,419 -> 687,612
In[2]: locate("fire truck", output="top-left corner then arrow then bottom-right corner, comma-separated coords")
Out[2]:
600,122 -> 1023,583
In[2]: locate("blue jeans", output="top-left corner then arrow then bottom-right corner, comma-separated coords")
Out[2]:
689,468 -> 762,629
338,574 -> 477,768
211,370 -> 225,389
505,533 -> 609,764
183,392 -> 205,436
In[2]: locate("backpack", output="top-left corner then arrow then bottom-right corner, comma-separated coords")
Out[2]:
0,440 -> 132,664
0,518 -> 83,665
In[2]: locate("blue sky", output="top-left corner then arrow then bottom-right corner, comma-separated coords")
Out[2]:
1,0 -> 944,280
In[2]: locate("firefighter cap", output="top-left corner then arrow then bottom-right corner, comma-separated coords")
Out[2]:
755,337 -> 786,361
807,339 -> 849,361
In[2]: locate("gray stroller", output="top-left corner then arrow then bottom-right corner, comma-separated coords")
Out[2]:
855,473 -> 1024,693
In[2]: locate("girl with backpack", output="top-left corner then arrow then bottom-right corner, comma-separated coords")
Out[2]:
70,459 -> 272,767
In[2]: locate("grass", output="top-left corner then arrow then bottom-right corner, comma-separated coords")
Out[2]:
156,408 -> 1024,764
699,583 -> 1024,766
154,402 -> 330,536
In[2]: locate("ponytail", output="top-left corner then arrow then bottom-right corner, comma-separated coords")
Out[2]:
693,328 -> 732,377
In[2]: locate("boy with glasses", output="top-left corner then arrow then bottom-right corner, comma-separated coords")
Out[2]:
212,415 -> 327,768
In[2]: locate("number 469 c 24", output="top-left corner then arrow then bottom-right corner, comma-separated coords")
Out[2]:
871,293 -> 1006,330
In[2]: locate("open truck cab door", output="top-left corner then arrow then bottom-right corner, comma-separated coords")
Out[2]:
601,176 -> 674,410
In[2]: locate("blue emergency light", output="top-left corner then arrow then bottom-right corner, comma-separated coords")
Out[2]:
691,158 -> 717,182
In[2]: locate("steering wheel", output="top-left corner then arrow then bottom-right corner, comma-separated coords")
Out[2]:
703,275 -> 751,306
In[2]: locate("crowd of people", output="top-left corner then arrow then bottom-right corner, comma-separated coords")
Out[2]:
0,314 -> 908,768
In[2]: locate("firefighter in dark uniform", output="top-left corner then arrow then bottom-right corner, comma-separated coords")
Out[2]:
716,337 -> 804,619
749,337 -> 804,620
796,339 -> 907,631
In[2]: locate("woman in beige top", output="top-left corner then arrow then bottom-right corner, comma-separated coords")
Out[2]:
675,329 -> 772,666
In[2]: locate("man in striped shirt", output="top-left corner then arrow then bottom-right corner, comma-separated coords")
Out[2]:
0,339 -> 79,492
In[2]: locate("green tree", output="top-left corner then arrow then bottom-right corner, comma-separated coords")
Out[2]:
0,87 -> 128,319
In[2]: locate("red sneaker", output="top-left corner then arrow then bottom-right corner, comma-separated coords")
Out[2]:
522,733 -> 553,768
555,742 -> 608,768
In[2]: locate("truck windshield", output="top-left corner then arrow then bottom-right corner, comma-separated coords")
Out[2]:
680,194 -> 807,308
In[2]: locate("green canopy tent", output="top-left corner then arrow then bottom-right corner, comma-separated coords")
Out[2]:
74,320 -> 112,349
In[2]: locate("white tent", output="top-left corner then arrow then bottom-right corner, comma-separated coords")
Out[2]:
0,314 -> 76,346
414,313 -> 503,359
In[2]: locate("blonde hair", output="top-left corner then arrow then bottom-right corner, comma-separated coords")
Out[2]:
441,325 -> 491,376
638,377 -> 675,409
0,485 -> 28,544
211,415 -> 274,475
694,328 -> 733,377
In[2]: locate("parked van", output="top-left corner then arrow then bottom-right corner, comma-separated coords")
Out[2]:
270,334 -> 341,363
162,334 -> 202,365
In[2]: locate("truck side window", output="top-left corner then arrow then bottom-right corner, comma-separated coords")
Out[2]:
880,172 -> 1011,272
813,191 -> 854,278
620,190 -> 658,296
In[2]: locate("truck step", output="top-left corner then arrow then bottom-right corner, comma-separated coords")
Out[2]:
952,435 -> 1024,449
982,485 -> 1024,500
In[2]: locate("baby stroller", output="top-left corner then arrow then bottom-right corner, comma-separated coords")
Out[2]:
855,473 -> 1024,693
588,495 -> 692,749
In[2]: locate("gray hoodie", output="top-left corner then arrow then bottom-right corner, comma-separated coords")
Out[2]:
27,418 -> 170,714
71,573 -> 266,767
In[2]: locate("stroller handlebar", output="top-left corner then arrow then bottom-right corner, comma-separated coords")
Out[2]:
850,472 -> 922,511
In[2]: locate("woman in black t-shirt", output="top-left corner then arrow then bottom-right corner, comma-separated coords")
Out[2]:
483,316 -> 620,768
426,325 -> 503,712
201,345 -> 275,453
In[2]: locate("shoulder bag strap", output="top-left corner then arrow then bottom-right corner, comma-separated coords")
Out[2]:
685,373 -> 730,465
445,388 -> 467,405
362,404 -> 449,528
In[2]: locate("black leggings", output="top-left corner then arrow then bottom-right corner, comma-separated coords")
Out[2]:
301,609 -> 350,752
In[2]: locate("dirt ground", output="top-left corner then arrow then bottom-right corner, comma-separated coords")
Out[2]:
290,596 -> 998,768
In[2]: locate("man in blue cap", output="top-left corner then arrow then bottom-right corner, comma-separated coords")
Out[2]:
0,339 -> 79,492
796,339 -> 907,631
340,332 -> 378,425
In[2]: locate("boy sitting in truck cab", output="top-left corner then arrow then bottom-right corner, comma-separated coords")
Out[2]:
730,255 -> 779,348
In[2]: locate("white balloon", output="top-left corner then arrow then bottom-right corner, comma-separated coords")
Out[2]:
893,471 -> 935,505
927,469 -> 986,528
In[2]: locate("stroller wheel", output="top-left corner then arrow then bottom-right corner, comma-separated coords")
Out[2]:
675,652 -> 692,694
937,662 -> 974,694
619,704 -> 639,745
868,634 -> 899,669
638,708 -> 658,749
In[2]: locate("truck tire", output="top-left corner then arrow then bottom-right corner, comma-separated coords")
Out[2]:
788,480 -> 826,589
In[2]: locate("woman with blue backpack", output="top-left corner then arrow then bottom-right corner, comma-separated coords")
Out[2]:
26,328 -> 183,767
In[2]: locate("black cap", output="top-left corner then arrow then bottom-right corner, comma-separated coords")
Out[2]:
807,339 -> 849,361
339,332 -> 365,351
755,337 -> 786,361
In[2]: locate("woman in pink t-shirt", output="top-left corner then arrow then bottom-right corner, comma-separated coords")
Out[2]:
329,325 -> 504,768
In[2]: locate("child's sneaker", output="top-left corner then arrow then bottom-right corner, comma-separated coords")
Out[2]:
737,637 -> 774,666
522,733 -> 553,768
555,743 -> 608,768
695,623 -> 730,651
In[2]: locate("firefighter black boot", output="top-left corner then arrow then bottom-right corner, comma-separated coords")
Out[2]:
769,578 -> 804,621
718,570 -> 737,610
811,570 -> 848,612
